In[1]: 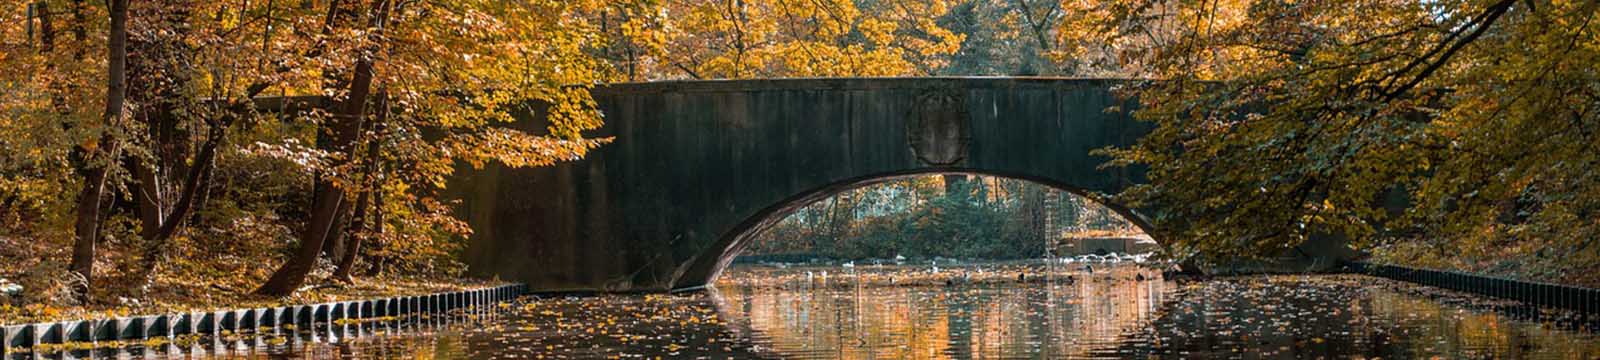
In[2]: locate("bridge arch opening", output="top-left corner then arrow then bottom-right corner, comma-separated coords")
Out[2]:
680,169 -> 1160,290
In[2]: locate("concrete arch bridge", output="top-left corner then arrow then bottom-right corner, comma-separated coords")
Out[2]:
450,78 -> 1351,293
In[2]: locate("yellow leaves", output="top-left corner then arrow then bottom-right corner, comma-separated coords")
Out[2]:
917,22 -> 965,58
612,0 -> 959,79
448,128 -> 611,170
859,19 -> 899,47
546,87 -> 605,139
622,17 -> 669,55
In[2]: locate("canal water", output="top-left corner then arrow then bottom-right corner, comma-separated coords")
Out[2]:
28,263 -> 1600,359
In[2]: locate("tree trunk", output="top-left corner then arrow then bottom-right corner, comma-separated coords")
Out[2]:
315,0 -> 358,261
325,196 -> 355,260
332,188 -> 370,282
130,157 -> 164,240
364,187 -> 387,277
254,0 -> 391,297
132,122 -> 225,289
34,1 -> 54,49
69,166 -> 107,296
334,92 -> 387,282
69,0 -> 130,301
943,174 -> 969,199
255,177 -> 347,296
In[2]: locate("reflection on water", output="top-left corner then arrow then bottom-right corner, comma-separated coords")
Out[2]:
17,264 -> 1599,359
715,264 -> 1171,359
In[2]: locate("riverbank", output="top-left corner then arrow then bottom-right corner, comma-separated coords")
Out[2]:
718,261 -> 1160,290
0,223 -> 491,327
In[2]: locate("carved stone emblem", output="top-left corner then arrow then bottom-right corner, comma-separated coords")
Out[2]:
906,87 -> 970,166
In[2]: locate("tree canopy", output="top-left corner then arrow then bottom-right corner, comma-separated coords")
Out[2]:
1,0 -> 1596,307
1,0 -> 616,300
1091,0 -> 1599,284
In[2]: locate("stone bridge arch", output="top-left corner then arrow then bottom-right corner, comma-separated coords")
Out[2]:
699,168 -> 1158,289
455,78 -> 1158,293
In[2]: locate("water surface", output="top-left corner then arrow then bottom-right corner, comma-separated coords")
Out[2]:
25,263 -> 1600,359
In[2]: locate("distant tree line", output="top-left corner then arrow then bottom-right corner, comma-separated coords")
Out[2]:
746,175 -> 1139,260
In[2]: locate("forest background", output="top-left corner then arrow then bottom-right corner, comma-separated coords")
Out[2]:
2,0 -> 1594,320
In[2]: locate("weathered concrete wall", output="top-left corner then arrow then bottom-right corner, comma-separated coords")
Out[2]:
455,78 -> 1166,292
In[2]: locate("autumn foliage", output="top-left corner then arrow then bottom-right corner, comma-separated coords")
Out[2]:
0,0 -> 1596,317
0,0 -> 615,303
1090,0 -> 1600,286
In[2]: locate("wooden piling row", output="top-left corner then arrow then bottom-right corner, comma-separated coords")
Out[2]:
1,283 -> 526,356
1347,262 -> 1597,315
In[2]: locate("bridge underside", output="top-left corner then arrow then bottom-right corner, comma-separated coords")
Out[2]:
451,78 -> 1349,293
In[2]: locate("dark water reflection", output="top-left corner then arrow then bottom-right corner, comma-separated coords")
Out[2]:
1128,275 -> 1600,359
23,264 -> 1599,359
